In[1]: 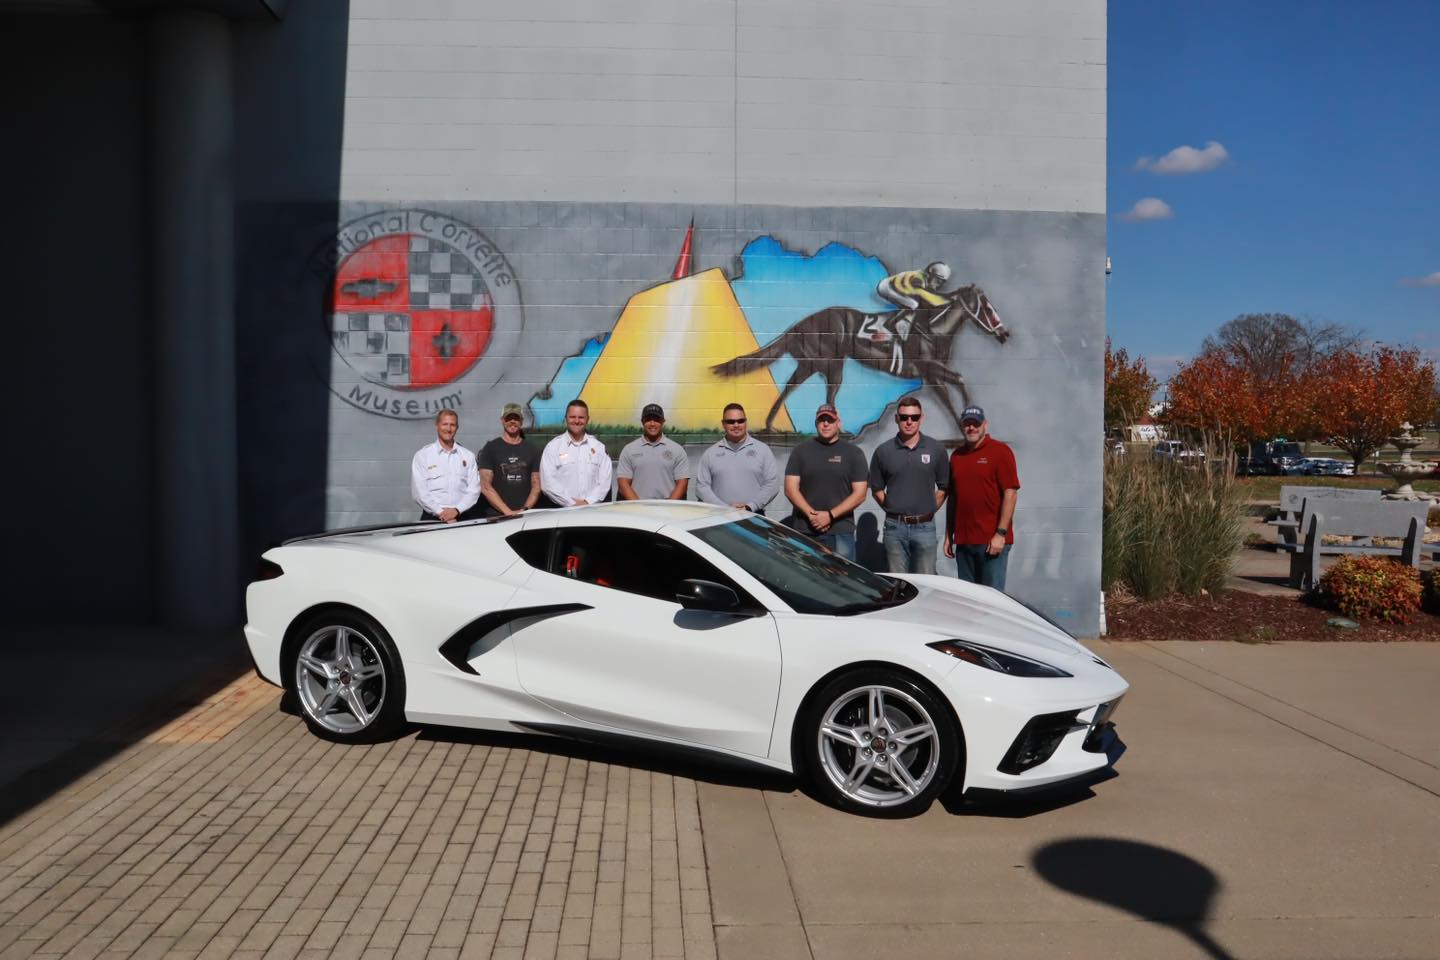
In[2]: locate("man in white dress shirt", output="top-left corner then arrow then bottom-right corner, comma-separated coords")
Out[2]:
540,399 -> 612,506
410,408 -> 481,522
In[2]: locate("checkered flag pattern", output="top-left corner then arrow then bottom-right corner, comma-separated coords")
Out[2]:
333,312 -> 411,386
409,236 -> 480,310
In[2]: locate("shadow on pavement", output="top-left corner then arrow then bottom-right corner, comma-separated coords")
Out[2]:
416,726 -> 800,794
0,627 -> 251,830
1032,837 -> 1233,960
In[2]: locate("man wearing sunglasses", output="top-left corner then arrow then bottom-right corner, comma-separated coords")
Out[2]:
943,405 -> 1020,590
868,396 -> 950,573
478,402 -> 542,517
696,403 -> 780,513
784,403 -> 869,560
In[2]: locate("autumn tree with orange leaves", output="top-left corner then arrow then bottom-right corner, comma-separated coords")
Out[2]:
1307,347 -> 1437,468
1165,346 -> 1313,443
1103,339 -> 1159,430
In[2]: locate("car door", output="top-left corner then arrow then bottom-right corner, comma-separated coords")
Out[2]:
506,525 -> 783,758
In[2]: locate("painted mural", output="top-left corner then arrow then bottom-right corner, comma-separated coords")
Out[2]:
320,201 -> 1106,635
532,226 -> 1009,436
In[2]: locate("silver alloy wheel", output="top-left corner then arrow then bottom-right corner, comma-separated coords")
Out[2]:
295,625 -> 387,735
817,684 -> 940,808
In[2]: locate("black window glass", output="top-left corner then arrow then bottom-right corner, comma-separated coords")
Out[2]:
548,527 -> 757,608
506,529 -> 552,569
690,515 -> 914,615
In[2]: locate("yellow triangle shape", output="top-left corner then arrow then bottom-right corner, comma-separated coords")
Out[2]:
579,268 -> 795,431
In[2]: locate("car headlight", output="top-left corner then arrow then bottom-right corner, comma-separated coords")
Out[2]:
927,640 -> 1073,678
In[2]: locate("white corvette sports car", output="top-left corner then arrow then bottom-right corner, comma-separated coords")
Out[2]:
244,501 -> 1127,817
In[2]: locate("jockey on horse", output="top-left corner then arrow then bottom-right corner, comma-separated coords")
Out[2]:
872,262 -> 953,374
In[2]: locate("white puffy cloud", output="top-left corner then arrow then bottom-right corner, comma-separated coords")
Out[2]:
1400,271 -> 1440,287
1136,141 -> 1230,174
1118,197 -> 1174,222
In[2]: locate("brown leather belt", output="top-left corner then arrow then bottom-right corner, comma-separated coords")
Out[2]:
886,512 -> 935,524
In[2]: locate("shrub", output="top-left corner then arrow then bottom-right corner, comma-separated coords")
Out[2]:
1102,447 -> 1247,600
1314,556 -> 1422,623
1423,569 -> 1440,615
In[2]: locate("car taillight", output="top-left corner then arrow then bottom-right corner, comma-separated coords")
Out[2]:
255,559 -> 284,581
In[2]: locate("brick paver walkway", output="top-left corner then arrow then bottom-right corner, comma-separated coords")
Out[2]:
0,678 -> 717,960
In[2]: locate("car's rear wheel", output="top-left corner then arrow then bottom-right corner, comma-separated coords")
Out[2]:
290,610 -> 406,743
800,668 -> 960,818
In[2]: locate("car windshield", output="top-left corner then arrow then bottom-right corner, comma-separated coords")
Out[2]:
689,516 -> 916,615
1273,442 -> 1302,457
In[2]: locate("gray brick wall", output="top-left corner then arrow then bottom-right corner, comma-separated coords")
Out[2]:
341,0 -> 1105,213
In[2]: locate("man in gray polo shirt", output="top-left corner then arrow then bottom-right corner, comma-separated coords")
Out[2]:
868,395 -> 949,574
617,403 -> 691,500
696,402 -> 780,513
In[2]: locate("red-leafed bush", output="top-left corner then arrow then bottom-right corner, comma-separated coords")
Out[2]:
1315,557 -> 1423,623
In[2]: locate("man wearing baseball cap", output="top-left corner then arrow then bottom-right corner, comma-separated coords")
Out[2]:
617,403 -> 691,500
783,402 -> 869,560
478,403 -> 542,517
943,405 -> 1020,590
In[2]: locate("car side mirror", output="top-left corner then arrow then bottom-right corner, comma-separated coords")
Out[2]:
676,578 -> 740,612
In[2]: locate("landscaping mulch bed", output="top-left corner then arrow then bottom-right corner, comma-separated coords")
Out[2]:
1104,590 -> 1440,643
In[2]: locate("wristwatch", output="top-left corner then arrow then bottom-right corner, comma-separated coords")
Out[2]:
994,527 -> 1008,536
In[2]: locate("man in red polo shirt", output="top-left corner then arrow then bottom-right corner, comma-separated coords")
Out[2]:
943,405 -> 1020,590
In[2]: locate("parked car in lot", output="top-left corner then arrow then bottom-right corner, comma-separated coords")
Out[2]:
244,502 -> 1128,818
1237,440 -> 1304,476
1298,457 -> 1354,477
1151,440 -> 1205,466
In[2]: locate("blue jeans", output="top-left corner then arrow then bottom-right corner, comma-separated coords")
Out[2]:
953,543 -> 1010,590
815,531 -> 856,562
883,518 -> 938,574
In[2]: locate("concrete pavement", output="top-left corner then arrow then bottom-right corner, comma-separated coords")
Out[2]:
702,640 -> 1440,960
1,639 -> 1437,959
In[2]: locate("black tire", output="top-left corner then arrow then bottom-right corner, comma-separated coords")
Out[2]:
288,609 -> 407,744
798,667 -> 961,818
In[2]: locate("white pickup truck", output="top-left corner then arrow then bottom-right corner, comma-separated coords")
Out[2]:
1151,440 -> 1206,465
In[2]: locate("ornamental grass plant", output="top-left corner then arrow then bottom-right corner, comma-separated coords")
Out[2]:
1102,446 -> 1247,600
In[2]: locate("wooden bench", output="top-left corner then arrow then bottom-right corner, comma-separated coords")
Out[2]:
1269,486 -> 1380,548
1288,500 -> 1432,590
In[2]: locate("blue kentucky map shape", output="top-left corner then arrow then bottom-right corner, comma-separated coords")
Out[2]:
730,236 -> 920,431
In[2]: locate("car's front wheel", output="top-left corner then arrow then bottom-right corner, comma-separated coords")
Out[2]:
799,668 -> 960,817
290,610 -> 406,743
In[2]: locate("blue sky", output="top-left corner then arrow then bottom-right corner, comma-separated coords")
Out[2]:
1107,0 -> 1440,381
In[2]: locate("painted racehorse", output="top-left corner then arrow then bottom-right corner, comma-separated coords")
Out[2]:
711,285 -> 1009,431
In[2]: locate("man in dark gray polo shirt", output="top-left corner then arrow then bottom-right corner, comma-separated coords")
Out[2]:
784,402 -> 869,560
617,403 -> 691,500
868,395 -> 949,574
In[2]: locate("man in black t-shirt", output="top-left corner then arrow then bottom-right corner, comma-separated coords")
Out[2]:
478,403 -> 542,517
783,403 -> 869,560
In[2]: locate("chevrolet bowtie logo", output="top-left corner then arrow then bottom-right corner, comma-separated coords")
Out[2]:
341,277 -> 400,299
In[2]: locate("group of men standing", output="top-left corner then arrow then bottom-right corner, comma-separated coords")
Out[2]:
408,395 -> 1020,589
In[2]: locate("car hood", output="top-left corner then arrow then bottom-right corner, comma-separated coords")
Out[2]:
867,576 -> 1089,661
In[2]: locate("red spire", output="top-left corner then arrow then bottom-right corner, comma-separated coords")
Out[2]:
670,219 -> 695,279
